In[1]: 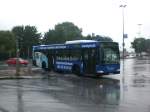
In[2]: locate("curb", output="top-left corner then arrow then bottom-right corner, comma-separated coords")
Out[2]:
0,66 -> 46,79
0,75 -> 44,80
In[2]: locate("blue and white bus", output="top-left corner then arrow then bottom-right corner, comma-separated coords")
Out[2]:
32,40 -> 120,76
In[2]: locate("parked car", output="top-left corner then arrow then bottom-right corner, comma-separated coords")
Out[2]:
6,58 -> 29,65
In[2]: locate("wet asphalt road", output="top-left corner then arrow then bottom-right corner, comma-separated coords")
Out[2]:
0,59 -> 150,112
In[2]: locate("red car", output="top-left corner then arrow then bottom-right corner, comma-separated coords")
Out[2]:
6,58 -> 29,65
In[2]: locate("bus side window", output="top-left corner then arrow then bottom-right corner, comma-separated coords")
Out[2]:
91,49 -> 96,57
84,50 -> 89,60
70,49 -> 81,61
69,56 -> 73,60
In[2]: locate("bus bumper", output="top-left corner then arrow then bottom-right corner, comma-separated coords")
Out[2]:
96,64 -> 120,75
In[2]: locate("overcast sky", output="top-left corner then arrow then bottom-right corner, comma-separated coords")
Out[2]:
0,0 -> 150,51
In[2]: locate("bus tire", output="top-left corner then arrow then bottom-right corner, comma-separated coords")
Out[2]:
72,65 -> 81,76
42,62 -> 46,70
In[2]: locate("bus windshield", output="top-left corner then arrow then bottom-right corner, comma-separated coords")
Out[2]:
101,43 -> 120,64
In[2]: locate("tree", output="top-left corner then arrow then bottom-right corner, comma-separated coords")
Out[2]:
85,34 -> 92,40
11,26 -> 24,49
145,39 -> 150,55
0,31 -> 16,60
43,22 -> 82,44
43,29 -> 57,44
84,34 -> 113,42
131,38 -> 146,56
12,25 -> 41,58
94,35 -> 113,41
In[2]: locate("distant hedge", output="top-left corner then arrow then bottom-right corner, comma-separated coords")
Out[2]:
0,53 -> 15,61
0,53 -> 9,60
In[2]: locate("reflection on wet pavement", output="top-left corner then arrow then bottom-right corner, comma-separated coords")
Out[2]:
0,77 -> 120,112
121,59 -> 150,112
0,58 -> 150,112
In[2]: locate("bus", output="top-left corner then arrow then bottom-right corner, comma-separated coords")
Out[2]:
32,40 -> 120,76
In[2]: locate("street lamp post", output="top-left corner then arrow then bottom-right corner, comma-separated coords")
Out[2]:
138,24 -> 142,37
120,4 -> 127,59
16,36 -> 20,76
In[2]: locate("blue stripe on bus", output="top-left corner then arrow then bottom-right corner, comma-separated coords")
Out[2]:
33,43 -> 99,50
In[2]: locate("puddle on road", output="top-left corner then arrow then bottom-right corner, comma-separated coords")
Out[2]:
0,59 -> 150,112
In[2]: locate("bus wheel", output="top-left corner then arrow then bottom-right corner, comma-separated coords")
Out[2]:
42,62 -> 46,70
72,65 -> 81,76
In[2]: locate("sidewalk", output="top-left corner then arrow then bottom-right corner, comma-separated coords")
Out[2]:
0,65 -> 45,79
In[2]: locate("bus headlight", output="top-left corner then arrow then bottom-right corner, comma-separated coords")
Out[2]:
116,69 -> 120,72
97,71 -> 104,73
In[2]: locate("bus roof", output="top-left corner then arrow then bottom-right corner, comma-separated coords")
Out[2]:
65,40 -> 97,44
33,40 -> 118,51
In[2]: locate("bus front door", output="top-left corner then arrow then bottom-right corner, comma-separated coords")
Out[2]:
83,49 -> 96,74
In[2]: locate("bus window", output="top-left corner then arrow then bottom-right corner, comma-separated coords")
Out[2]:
102,47 -> 119,64
70,49 -> 81,61
56,49 -> 70,61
